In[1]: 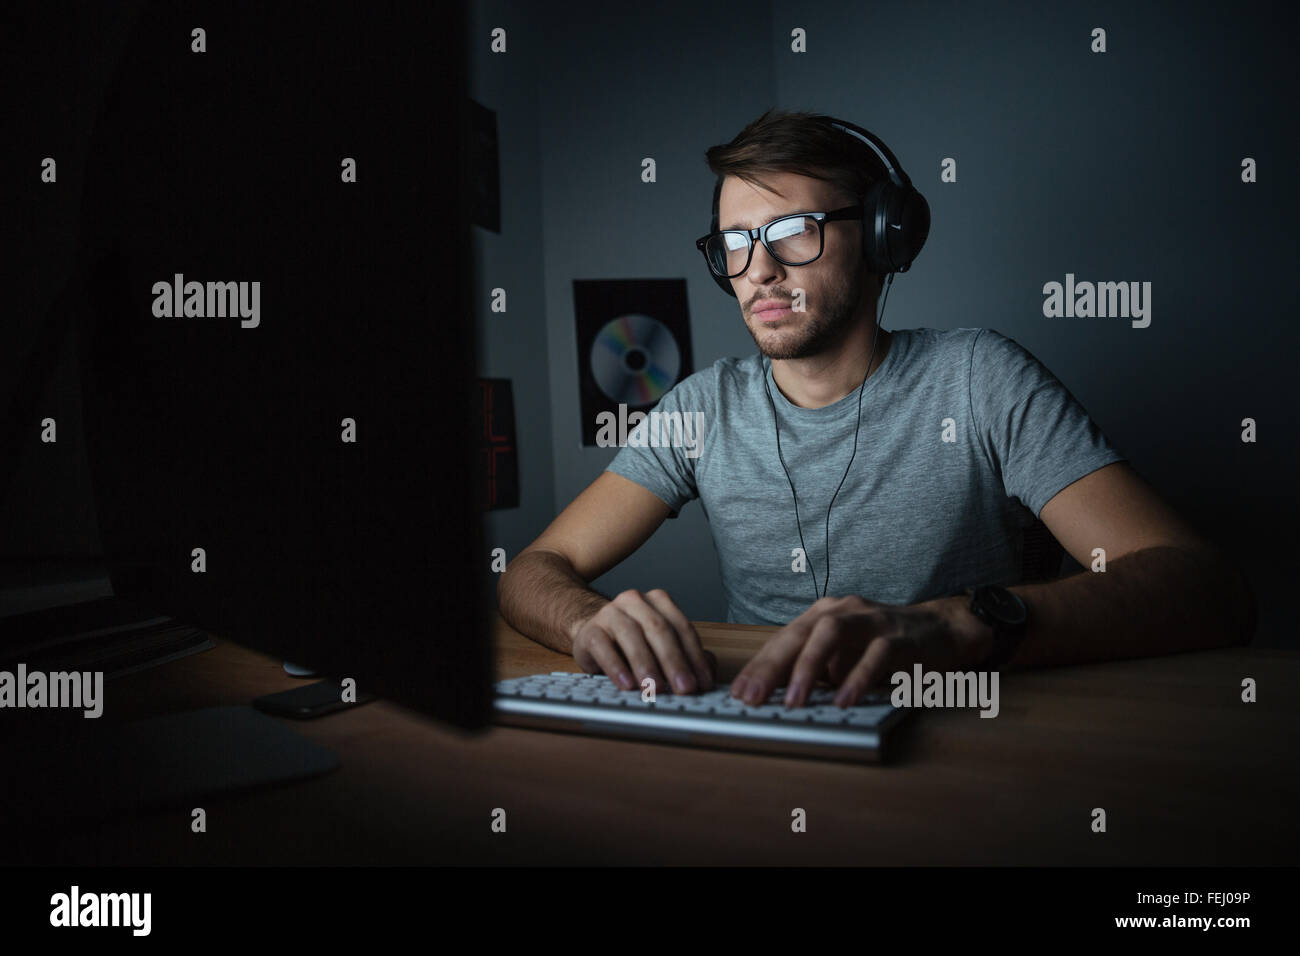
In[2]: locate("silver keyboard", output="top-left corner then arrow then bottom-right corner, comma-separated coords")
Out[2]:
494,672 -> 907,762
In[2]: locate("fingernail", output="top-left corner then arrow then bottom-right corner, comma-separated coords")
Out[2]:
617,671 -> 633,689
745,683 -> 764,705
731,677 -> 749,700
672,672 -> 693,694
784,680 -> 803,708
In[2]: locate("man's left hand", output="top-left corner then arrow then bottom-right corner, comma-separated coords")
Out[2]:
730,594 -> 995,708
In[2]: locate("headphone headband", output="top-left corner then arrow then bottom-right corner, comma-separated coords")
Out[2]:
825,118 -> 909,190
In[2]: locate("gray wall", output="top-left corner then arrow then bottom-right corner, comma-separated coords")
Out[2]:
477,0 -> 1297,640
533,2 -> 773,620
468,0 -> 556,564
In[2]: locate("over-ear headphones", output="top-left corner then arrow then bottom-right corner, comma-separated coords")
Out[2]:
705,117 -> 930,297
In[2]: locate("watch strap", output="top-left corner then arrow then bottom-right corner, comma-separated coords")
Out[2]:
966,585 -> 1028,670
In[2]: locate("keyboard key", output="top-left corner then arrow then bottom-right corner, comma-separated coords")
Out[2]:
811,712 -> 849,725
652,699 -> 687,711
774,709 -> 812,722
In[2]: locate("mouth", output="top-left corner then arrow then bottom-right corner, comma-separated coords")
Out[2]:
752,304 -> 794,322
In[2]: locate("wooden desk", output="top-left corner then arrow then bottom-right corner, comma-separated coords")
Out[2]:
12,617 -> 1300,865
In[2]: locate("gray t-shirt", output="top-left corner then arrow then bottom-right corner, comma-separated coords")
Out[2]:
606,326 -> 1126,625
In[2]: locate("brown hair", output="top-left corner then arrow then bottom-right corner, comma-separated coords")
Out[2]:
704,108 -> 890,218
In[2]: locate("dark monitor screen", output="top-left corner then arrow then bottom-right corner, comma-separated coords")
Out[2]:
67,1 -> 491,728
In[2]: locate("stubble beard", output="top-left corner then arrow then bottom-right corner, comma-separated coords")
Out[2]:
746,269 -> 866,360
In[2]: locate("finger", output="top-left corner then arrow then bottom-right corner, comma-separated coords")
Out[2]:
824,645 -> 854,686
603,605 -> 669,695
574,624 -> 634,688
784,612 -> 876,708
731,619 -> 816,705
732,595 -> 863,702
835,635 -> 920,707
618,593 -> 698,694
642,589 -> 714,690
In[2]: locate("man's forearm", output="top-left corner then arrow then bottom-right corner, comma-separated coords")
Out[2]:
496,548 -> 610,655
981,544 -> 1256,671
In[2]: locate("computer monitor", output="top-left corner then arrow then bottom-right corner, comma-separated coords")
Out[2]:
65,1 -> 491,728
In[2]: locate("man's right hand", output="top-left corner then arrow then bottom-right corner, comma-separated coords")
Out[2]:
571,588 -> 716,695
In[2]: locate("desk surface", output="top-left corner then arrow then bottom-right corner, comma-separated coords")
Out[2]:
10,617 -> 1300,865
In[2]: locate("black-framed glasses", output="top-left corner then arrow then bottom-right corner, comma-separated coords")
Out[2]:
695,205 -> 863,279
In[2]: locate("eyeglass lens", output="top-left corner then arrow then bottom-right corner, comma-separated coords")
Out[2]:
705,216 -> 821,278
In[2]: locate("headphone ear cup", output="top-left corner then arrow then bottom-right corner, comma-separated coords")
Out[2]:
860,178 -> 893,275
863,179 -> 931,274
891,187 -> 930,274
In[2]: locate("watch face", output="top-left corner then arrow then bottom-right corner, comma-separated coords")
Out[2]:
981,586 -> 1027,625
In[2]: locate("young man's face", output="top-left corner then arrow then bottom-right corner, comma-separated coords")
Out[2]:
717,170 -> 876,360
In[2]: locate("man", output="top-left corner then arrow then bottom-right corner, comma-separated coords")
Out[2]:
497,109 -> 1254,709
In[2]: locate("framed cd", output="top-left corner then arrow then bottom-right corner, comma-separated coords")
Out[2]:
573,279 -> 694,446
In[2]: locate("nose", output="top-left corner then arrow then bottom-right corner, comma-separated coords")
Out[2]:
745,240 -> 786,295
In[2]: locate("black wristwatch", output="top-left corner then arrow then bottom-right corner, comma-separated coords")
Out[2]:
964,584 -> 1029,669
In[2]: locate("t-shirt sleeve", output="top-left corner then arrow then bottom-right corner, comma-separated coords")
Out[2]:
604,378 -> 706,517
968,329 -> 1127,518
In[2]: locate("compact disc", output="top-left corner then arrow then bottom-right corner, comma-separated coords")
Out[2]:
588,313 -> 681,405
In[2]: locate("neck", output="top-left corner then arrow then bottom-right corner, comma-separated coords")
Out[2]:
770,320 -> 892,409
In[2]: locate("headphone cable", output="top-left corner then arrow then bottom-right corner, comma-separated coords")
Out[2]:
763,271 -> 894,601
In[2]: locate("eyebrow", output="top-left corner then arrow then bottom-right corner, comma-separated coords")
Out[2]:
721,209 -> 807,232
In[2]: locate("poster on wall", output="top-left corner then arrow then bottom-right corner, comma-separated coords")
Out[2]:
572,278 -> 694,447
